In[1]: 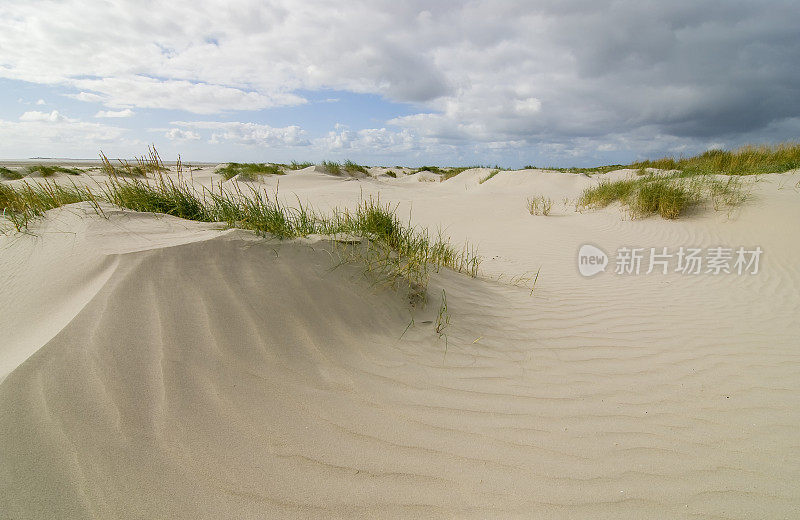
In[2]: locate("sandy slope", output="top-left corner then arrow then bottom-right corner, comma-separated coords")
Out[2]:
1,169 -> 799,519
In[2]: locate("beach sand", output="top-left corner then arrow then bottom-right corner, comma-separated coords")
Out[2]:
1,166 -> 799,518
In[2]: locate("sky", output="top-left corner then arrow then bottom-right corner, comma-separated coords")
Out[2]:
1,0 -> 798,167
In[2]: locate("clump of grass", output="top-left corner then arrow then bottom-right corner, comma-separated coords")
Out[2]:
216,163 -> 284,181
526,195 -> 553,216
343,160 -> 369,176
322,161 -> 342,175
99,146 -> 166,177
577,173 -> 748,219
632,142 -> 800,176
630,179 -> 694,219
288,161 -> 313,170
578,178 -> 639,208
0,181 -> 98,231
479,170 -> 500,184
1,174 -> 481,303
385,170 -> 397,178
411,166 -> 471,180
1,167 -> 24,180
26,165 -> 82,177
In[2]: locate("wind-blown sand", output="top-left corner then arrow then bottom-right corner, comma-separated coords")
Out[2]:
2,166 -> 799,518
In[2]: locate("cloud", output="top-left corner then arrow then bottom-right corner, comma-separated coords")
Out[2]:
69,91 -> 105,103
70,76 -> 307,114
35,98 -> 45,105
0,117 -> 130,157
0,0 -> 798,161
19,110 -> 72,122
317,125 -> 422,153
95,108 -> 134,118
165,128 -> 200,141
171,121 -> 310,146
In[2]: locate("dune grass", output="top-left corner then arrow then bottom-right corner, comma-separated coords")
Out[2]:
385,170 -> 397,178
1,167 -> 24,180
322,161 -> 342,175
412,166 -> 473,181
26,165 -> 82,177
577,173 -> 748,219
288,161 -> 313,170
479,170 -> 501,184
216,163 -> 284,181
0,175 -> 480,302
526,195 -> 553,216
100,146 -> 167,177
343,160 -> 369,176
632,142 -> 800,176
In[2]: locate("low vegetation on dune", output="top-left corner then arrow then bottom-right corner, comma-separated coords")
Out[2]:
632,142 -> 800,176
0,167 -> 24,180
577,173 -> 748,219
321,160 -> 342,175
412,166 -> 471,180
527,195 -> 553,216
100,146 -> 168,177
479,170 -> 501,184
343,160 -> 369,176
216,162 -> 284,181
0,174 -> 480,303
26,165 -> 83,177
288,161 -> 313,170
530,142 -> 800,177
321,160 -> 369,176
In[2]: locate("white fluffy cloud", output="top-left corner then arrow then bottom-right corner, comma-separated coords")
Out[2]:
317,125 -> 422,153
95,108 -> 134,118
0,117 -> 131,157
19,110 -> 72,123
1,0 -> 798,161
165,128 -> 201,141
171,121 -> 309,146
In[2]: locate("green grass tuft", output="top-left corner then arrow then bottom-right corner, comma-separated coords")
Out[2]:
26,165 -> 82,177
479,170 -> 501,184
526,195 -> 553,216
288,161 -> 313,170
343,160 -> 369,176
322,161 -> 342,175
632,142 -> 800,176
1,167 -> 24,180
577,172 -> 748,219
1,175 -> 481,303
216,163 -> 284,181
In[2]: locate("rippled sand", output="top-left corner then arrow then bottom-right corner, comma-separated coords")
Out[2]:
2,167 -> 799,518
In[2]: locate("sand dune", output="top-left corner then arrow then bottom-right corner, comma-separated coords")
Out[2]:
1,168 -> 799,518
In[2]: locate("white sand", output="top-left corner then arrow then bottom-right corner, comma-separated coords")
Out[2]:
1,167 -> 799,518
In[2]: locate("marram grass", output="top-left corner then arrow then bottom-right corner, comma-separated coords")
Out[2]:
216,162 -> 284,181
0,175 -> 480,302
577,173 -> 748,219
632,142 -> 800,176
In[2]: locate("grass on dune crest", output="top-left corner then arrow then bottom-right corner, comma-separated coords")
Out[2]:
577,173 -> 748,219
1,167 -> 24,180
216,163 -> 284,181
632,142 -> 800,176
479,170 -> 501,184
26,165 -> 83,177
321,160 -> 369,176
412,166 -> 472,180
0,175 -> 480,303
288,161 -> 313,170
100,146 -> 168,177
